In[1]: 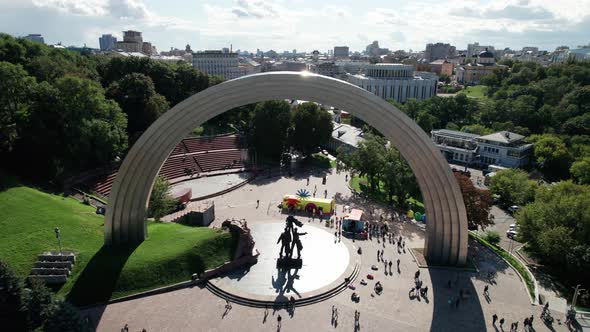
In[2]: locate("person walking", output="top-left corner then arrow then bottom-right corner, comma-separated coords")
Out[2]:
484,285 -> 489,295
277,314 -> 282,331
397,258 -> 400,271
499,317 -> 505,328
492,314 -> 498,325
256,199 -> 260,208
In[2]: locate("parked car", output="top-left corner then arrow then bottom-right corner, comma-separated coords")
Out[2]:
508,205 -> 520,214
509,223 -> 517,231
506,230 -> 518,239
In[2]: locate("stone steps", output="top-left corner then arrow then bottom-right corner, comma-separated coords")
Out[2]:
29,252 -> 76,285
205,263 -> 360,308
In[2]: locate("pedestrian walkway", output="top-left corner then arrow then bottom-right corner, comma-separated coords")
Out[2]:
84,169 -> 576,331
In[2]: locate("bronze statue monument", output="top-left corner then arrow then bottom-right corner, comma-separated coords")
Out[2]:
276,216 -> 306,268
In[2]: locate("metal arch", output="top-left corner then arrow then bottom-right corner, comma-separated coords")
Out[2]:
104,72 -> 468,265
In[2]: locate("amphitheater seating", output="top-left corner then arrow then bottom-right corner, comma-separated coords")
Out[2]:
195,150 -> 246,173
158,155 -> 202,180
91,172 -> 117,197
85,134 -> 248,198
176,135 -> 241,155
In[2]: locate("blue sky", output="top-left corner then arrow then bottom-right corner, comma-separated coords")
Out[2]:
1,0 -> 589,53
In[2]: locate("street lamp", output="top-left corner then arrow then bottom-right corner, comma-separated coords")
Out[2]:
54,227 -> 62,255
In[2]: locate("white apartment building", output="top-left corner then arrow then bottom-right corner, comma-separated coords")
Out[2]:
347,64 -> 437,103
192,50 -> 242,80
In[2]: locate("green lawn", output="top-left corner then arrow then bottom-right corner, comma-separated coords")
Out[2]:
460,85 -> 488,99
349,175 -> 425,214
0,185 -> 234,306
306,153 -> 334,169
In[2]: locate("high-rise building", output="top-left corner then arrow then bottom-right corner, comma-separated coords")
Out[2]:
116,30 -> 144,53
347,64 -> 437,103
192,50 -> 242,80
334,46 -> 349,59
24,34 -> 44,44
99,34 -> 117,51
424,43 -> 456,62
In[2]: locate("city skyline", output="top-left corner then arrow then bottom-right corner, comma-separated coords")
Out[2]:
1,0 -> 589,53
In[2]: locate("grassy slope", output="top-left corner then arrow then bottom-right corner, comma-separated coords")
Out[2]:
0,185 -> 233,306
460,85 -> 487,99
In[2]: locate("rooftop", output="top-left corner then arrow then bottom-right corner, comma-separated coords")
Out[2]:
477,131 -> 524,143
332,123 -> 365,148
431,129 -> 480,139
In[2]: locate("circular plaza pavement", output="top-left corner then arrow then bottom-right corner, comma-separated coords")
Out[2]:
210,221 -> 355,300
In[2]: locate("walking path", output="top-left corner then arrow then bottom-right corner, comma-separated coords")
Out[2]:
84,168 -> 577,331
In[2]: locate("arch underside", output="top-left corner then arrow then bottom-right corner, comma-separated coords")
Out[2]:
105,72 -> 468,265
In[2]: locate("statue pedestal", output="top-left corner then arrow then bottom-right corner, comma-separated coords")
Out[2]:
276,257 -> 302,269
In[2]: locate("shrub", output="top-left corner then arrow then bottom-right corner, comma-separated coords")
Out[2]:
484,231 -> 501,246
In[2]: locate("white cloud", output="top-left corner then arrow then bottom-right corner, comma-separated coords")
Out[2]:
109,0 -> 150,20
31,0 -> 108,16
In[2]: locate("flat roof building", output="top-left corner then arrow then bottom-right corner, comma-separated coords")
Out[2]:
347,64 -> 437,103
431,129 -> 533,168
192,50 -> 242,80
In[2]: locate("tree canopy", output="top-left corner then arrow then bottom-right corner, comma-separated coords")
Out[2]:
517,182 -> 590,279
291,102 -> 333,155
489,169 -> 537,208
0,33 -> 212,183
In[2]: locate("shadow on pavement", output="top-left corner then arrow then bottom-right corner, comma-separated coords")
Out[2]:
428,266 -> 487,331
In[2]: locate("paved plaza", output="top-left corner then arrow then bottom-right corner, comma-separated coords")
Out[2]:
85,167 -> 576,331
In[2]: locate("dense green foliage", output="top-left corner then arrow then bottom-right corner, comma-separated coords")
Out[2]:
338,133 -> 419,209
391,61 -> 590,182
517,182 -> 590,280
220,100 -> 334,160
0,260 -> 88,331
489,169 -> 537,208
0,33 -> 211,184
291,102 -> 333,155
249,100 -> 293,158
106,73 -> 169,143
148,176 -> 176,221
0,184 -> 234,307
0,260 -> 26,330
483,230 -> 501,246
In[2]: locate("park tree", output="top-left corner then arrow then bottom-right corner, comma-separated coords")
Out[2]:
0,260 -> 26,330
43,300 -> 89,332
248,100 -> 292,159
148,176 -> 176,221
0,61 -> 36,153
19,76 -> 128,179
381,149 -> 418,208
349,133 -> 387,191
571,157 -> 590,185
173,64 -> 209,105
107,73 -> 169,142
22,278 -> 53,330
455,173 -> 494,230
517,181 -> 590,276
291,102 -> 333,155
526,134 -> 572,180
0,33 -> 26,64
489,169 -> 536,208
461,124 -> 493,136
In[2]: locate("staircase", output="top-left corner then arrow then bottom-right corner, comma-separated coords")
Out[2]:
29,252 -> 76,284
